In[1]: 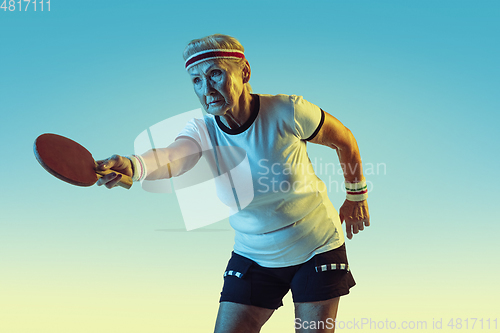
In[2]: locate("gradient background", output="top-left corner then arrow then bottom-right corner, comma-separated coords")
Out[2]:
1,1 -> 499,332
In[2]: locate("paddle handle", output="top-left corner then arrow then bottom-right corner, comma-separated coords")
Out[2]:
95,169 -> 133,189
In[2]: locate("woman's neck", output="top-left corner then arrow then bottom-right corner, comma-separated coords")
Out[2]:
220,90 -> 255,129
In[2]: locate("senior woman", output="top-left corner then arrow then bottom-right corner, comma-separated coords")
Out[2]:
97,34 -> 370,333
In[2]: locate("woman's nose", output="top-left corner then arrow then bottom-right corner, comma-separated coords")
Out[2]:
203,79 -> 215,96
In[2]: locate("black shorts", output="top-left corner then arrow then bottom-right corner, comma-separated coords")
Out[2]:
219,244 -> 356,310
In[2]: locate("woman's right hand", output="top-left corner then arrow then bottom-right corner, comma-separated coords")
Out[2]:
95,154 -> 133,189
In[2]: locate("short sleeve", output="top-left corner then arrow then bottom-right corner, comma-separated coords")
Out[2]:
292,95 -> 325,140
175,118 -> 206,153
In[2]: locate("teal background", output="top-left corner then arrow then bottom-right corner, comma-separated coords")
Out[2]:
1,1 -> 499,331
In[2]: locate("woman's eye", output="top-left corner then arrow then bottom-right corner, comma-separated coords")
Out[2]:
211,70 -> 222,77
193,77 -> 201,84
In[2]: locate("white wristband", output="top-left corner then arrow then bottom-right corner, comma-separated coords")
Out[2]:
127,155 -> 147,182
345,179 -> 368,201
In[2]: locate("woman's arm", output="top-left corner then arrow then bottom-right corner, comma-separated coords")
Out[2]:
308,112 -> 363,182
142,138 -> 202,180
309,111 -> 370,239
96,138 -> 201,188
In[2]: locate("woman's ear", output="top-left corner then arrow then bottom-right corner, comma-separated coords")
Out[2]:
242,60 -> 251,83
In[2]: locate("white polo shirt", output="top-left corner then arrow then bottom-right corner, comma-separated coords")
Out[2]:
176,94 -> 344,267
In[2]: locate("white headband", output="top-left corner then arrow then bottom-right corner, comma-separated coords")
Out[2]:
185,49 -> 245,71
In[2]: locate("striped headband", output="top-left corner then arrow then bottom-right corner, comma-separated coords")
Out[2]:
185,49 -> 245,71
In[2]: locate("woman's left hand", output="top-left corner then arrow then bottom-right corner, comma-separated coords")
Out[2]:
339,200 -> 370,239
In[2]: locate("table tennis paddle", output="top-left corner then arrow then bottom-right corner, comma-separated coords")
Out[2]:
34,133 -> 133,189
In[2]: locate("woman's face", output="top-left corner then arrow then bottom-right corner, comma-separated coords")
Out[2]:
188,60 -> 246,116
